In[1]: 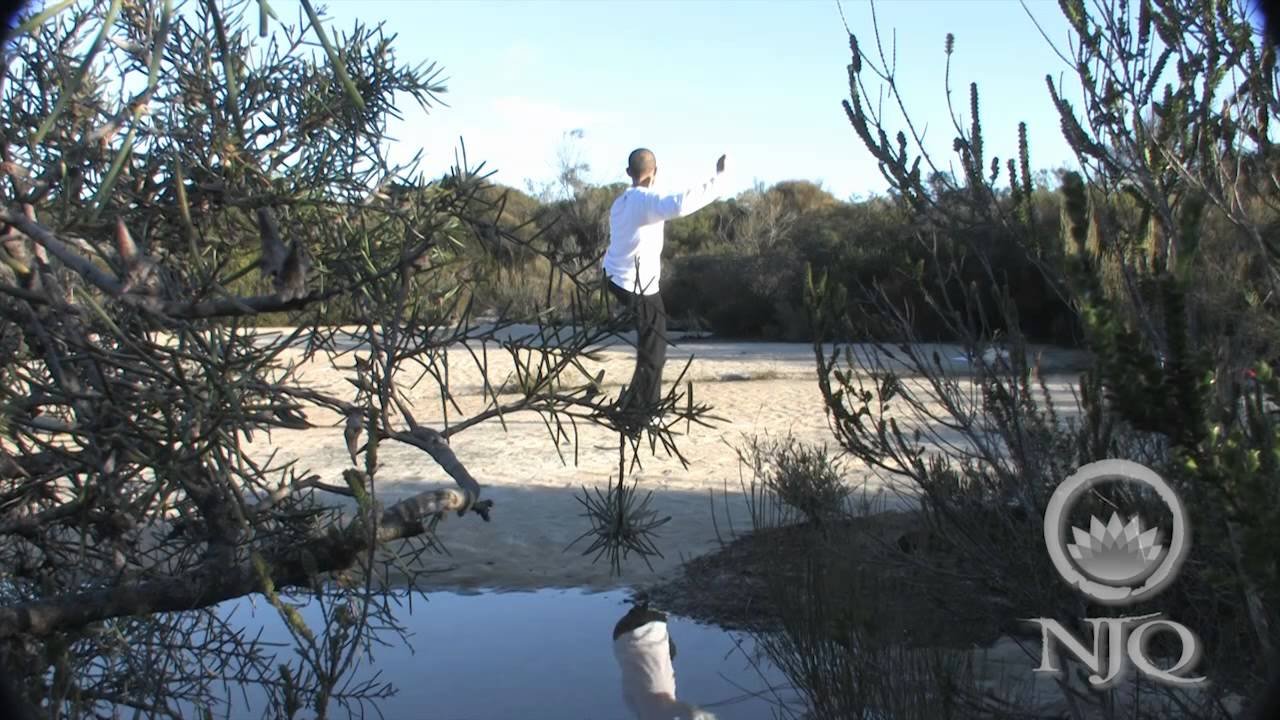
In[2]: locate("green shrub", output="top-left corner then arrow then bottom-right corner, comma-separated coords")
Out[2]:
768,440 -> 849,527
740,436 -> 850,528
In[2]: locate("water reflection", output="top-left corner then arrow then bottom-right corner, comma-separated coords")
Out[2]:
221,588 -> 788,719
612,603 -> 717,719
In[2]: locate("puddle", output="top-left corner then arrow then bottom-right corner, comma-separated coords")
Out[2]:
219,588 -> 796,719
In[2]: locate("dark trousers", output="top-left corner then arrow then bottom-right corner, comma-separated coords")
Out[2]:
607,278 -> 667,407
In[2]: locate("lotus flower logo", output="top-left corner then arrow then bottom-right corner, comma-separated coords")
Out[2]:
1067,512 -> 1165,586
1044,459 -> 1189,605
1033,460 -> 1205,688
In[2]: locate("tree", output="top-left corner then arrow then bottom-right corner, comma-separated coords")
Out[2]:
802,0 -> 1279,713
530,130 -> 622,267
1036,0 -> 1280,679
767,179 -> 839,216
0,1 -> 710,717
722,181 -> 800,256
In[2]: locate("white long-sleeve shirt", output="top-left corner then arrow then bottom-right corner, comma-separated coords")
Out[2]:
602,172 -> 727,296
613,620 -> 717,720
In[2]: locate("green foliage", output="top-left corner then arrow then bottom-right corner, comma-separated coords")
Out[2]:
569,477 -> 672,575
0,2 -> 713,717
761,438 -> 849,528
1059,160 -> 1280,674
805,0 -> 1280,703
1040,3 -> 1280,673
663,181 -> 1073,342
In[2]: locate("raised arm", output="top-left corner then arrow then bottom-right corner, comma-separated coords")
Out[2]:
643,155 -> 727,222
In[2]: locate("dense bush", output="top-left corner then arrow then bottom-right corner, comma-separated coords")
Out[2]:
664,253 -> 800,339
658,191 -> 1078,343
797,0 -> 1280,714
764,439 -> 849,528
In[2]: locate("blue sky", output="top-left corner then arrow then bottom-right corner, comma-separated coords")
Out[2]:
286,0 -> 1086,199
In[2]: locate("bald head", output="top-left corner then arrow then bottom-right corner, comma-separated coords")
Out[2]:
626,148 -> 656,185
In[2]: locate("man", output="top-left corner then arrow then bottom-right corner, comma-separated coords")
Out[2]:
612,602 -> 717,720
603,148 -> 727,414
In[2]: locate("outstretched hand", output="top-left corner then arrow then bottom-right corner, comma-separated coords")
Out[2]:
715,154 -> 726,174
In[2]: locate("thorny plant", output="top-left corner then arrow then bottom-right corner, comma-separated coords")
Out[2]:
0,1 -> 715,718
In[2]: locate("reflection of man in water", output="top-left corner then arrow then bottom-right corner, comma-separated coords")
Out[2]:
612,603 -> 717,720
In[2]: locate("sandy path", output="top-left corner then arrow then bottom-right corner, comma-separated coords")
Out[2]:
247,334 -> 1086,592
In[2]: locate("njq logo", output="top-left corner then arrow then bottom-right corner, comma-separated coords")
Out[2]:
1029,459 -> 1206,688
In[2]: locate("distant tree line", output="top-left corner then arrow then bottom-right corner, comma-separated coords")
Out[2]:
445,170 -> 1077,344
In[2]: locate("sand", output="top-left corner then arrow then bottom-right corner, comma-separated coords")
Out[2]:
241,329 -> 1088,593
